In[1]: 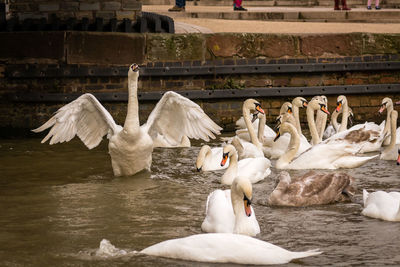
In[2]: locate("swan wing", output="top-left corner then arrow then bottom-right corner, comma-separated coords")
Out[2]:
143,91 -> 222,146
32,93 -> 119,149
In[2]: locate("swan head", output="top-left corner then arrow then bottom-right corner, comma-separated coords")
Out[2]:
309,98 -> 330,115
274,122 -> 297,142
336,95 -> 347,113
196,145 -> 211,171
221,144 -> 237,166
243,99 -> 264,115
379,97 -> 393,114
280,102 -> 293,115
232,176 -> 253,217
128,63 -> 140,77
293,97 -> 308,108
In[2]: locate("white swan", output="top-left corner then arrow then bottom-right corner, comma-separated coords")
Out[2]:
323,104 -> 354,139
220,144 -> 271,185
306,97 -> 330,145
314,95 -> 328,143
33,64 -> 221,176
139,233 -> 322,265
268,171 -> 355,206
275,122 -> 378,169
230,99 -> 265,159
380,110 -> 398,161
379,97 -> 400,145
196,145 -> 229,171
291,97 -> 308,136
362,189 -> 400,221
201,176 -> 260,236
262,112 -> 310,159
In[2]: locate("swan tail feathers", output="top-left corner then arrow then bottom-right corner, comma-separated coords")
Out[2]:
291,249 -> 323,260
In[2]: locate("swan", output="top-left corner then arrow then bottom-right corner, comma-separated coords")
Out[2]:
380,110 -> 398,161
306,97 -> 330,145
291,97 -> 308,136
362,189 -> 400,221
220,144 -> 271,185
139,233 -> 322,265
229,99 -> 266,159
33,64 -> 221,176
268,171 -> 355,207
196,145 -> 229,171
314,95 -> 328,143
235,112 -> 276,144
201,176 -> 260,236
379,97 -> 400,145
262,112 -> 310,159
274,122 -> 378,169
323,105 -> 354,140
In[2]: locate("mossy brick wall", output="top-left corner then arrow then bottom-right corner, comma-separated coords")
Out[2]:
5,0 -> 141,21
0,31 -> 399,133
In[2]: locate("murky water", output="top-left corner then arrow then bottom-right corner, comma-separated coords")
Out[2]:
0,136 -> 399,266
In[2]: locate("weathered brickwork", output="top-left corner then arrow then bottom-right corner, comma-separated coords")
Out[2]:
5,0 -> 141,22
0,32 -> 399,134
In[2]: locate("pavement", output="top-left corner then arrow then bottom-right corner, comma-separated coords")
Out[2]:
142,5 -> 400,33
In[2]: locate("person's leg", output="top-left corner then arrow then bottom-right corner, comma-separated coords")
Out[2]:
341,0 -> 351,10
367,0 -> 372,8
334,0 -> 340,10
375,0 -> 381,9
177,0 -> 186,7
169,0 -> 185,11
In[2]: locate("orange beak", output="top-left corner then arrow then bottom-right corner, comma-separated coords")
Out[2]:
221,154 -> 228,167
321,105 -> 330,115
244,199 -> 252,217
256,106 -> 265,114
336,102 -> 342,113
397,150 -> 400,165
302,102 -> 308,107
287,107 -> 292,114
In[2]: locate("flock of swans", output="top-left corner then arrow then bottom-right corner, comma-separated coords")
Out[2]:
33,64 -> 400,265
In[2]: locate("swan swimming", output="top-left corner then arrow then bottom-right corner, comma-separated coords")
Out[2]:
33,64 -> 221,176
201,175 -> 260,236
96,235 -> 322,265
362,189 -> 400,221
220,144 -> 271,185
196,145 -> 229,171
268,171 -> 355,207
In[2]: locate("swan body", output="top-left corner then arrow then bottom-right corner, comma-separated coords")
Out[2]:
33,64 -> 221,176
221,144 -> 271,185
140,233 -> 322,265
268,171 -> 355,207
380,110 -> 398,161
362,190 -> 400,221
201,176 -> 260,236
275,122 -> 378,170
196,145 -> 229,171
232,136 -> 265,159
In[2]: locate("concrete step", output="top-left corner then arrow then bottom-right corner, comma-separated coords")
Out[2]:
142,0 -> 400,8
143,6 -> 400,23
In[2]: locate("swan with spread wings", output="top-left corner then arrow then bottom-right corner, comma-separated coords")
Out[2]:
32,64 -> 222,176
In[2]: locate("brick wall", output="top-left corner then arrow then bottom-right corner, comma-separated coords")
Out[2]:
5,0 -> 141,22
0,31 -> 399,134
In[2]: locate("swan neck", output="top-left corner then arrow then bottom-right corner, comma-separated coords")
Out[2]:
383,104 -> 393,136
338,103 -> 349,132
221,152 -> 238,185
293,105 -> 302,135
124,75 -> 140,134
307,105 -> 320,145
258,115 -> 266,141
277,125 -> 300,168
384,111 -> 397,151
230,186 -> 249,233
243,106 -> 261,148
332,111 -> 340,131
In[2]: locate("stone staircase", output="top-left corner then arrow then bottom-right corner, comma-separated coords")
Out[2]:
143,0 -> 400,8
